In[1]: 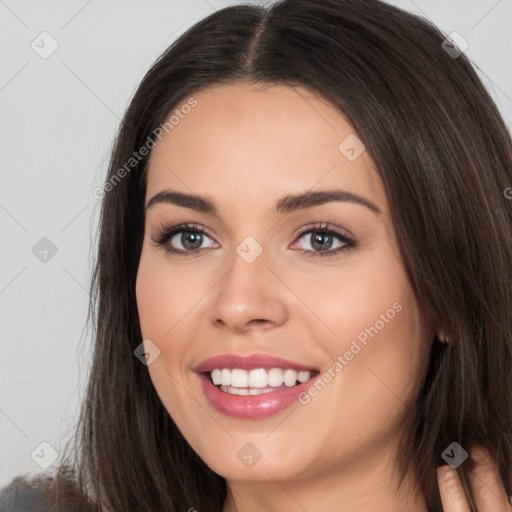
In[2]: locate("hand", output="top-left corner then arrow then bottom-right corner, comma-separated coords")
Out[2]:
437,444 -> 511,511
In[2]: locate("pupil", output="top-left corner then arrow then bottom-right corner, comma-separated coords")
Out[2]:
182,232 -> 202,249
311,232 -> 332,251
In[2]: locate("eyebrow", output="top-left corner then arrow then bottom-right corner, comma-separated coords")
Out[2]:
145,189 -> 381,215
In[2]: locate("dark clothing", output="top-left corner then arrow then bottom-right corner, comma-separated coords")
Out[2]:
0,475 -> 97,512
0,476 -> 53,512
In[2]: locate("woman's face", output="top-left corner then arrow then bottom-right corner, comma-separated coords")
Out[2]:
136,83 -> 428,485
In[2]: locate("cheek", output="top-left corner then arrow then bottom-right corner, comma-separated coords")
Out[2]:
135,249 -> 198,340
352,295 -> 424,387
136,274 -> 171,337
293,250 -> 413,347
337,299 -> 424,447
135,251 -> 204,391
310,285 -> 424,433
301,249 -> 425,415
135,257 -> 197,425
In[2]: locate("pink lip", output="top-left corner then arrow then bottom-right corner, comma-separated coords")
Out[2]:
194,353 -> 319,419
194,353 -> 318,373
198,373 -> 319,419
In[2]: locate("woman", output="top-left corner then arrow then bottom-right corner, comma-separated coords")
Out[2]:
1,0 -> 511,510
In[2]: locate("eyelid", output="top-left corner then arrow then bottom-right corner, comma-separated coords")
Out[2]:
292,221 -> 356,242
292,223 -> 356,257
150,222 -> 216,252
150,221 -> 357,258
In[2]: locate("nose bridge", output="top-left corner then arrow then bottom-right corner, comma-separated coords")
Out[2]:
220,233 -> 270,304
234,234 -> 265,266
211,233 -> 287,330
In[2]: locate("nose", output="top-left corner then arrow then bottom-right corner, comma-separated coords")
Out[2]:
210,241 -> 288,334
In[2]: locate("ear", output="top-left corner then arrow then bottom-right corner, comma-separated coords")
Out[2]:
437,328 -> 451,344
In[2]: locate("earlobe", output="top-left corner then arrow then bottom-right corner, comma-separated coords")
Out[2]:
437,329 -> 451,344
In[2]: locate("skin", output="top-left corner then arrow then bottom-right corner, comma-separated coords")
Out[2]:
438,446 -> 512,512
135,83 -> 511,512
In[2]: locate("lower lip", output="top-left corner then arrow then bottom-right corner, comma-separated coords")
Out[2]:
198,373 -> 319,419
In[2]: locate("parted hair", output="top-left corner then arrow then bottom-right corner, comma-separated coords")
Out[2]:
2,0 -> 511,510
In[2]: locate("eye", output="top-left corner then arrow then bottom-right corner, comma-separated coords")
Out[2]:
292,223 -> 356,258
151,223 -> 218,256
151,221 -> 356,259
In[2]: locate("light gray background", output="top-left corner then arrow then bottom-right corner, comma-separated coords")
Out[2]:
1,0 -> 511,488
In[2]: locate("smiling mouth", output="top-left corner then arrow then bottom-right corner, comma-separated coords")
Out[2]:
204,368 -> 320,396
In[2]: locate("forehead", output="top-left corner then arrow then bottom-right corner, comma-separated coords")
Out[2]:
145,82 -> 386,216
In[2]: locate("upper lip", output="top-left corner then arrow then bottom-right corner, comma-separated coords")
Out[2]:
194,353 -> 319,373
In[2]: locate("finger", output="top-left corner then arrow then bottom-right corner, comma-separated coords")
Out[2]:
467,445 -> 512,512
437,465 -> 470,512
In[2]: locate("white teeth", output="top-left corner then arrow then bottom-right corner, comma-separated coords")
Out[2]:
211,369 -> 222,385
283,369 -> 298,387
267,368 -> 284,387
248,369 -> 267,388
231,369 -> 248,387
220,368 -> 231,386
220,385 -> 276,395
209,368 -> 312,389
249,387 -> 274,395
298,371 -> 310,383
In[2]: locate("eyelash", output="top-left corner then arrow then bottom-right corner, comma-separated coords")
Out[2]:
150,222 -> 357,259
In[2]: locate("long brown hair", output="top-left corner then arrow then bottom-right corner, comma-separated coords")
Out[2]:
17,0 -> 512,510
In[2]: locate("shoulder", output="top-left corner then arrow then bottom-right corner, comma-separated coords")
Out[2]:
0,475 -> 53,512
